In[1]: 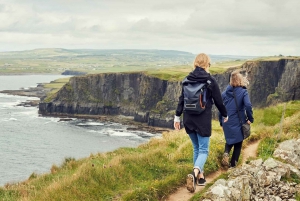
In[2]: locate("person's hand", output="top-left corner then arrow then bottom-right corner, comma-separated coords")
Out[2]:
174,122 -> 180,130
174,115 -> 181,130
247,120 -> 251,124
223,116 -> 229,123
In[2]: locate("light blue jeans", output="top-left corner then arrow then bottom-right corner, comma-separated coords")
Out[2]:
188,132 -> 210,173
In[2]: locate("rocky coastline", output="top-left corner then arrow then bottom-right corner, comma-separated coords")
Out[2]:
0,85 -> 170,134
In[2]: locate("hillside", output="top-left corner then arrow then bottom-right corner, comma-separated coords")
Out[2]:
0,48 -> 255,75
1,100 -> 300,200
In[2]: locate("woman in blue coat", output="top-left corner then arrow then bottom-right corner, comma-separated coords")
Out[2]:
219,70 -> 254,168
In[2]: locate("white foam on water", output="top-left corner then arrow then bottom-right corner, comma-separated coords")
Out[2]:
24,97 -> 39,101
8,118 -> 17,121
0,118 -> 11,122
109,131 -> 138,137
16,110 -> 37,116
77,122 -> 104,126
87,130 -> 98,133
0,102 -> 18,108
132,131 -> 155,137
106,122 -> 123,126
43,117 -> 60,124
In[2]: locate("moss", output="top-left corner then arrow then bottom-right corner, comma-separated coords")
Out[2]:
114,89 -> 120,95
65,83 -> 72,91
43,92 -> 57,103
266,92 -> 280,104
281,172 -> 300,184
87,96 -> 102,103
104,101 -> 114,107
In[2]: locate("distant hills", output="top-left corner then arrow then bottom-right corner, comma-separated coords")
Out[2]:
0,48 -> 256,75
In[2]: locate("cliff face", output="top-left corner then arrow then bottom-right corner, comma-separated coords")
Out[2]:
39,73 -> 180,127
39,59 -> 300,128
243,59 -> 300,107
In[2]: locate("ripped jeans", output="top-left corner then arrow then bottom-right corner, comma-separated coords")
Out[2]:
187,132 -> 210,173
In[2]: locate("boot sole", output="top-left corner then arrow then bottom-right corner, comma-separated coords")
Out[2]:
221,155 -> 229,166
186,174 -> 196,193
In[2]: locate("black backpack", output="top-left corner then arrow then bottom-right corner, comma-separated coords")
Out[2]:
182,78 -> 211,114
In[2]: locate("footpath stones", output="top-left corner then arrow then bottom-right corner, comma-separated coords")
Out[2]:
202,139 -> 300,201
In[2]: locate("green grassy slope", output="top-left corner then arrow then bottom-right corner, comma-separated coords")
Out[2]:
1,101 -> 299,201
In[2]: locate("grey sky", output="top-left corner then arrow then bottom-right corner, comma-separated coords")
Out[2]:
0,0 -> 299,56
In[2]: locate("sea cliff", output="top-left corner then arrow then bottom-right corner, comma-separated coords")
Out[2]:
39,59 -> 300,128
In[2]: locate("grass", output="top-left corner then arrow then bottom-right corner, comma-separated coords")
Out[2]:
43,77 -> 71,89
253,56 -> 300,61
256,101 -> 300,162
1,100 -> 299,200
42,77 -> 71,102
144,62 -> 239,81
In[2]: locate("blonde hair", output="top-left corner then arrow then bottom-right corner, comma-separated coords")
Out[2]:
230,70 -> 249,87
193,53 -> 210,72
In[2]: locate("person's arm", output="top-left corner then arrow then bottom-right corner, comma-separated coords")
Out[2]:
218,112 -> 223,126
175,85 -> 184,116
174,86 -> 184,130
243,90 -> 254,123
211,79 -> 227,118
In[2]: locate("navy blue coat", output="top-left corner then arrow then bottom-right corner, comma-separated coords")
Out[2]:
219,85 -> 254,145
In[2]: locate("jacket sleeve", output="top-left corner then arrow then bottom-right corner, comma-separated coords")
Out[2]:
211,78 -> 227,117
243,90 -> 254,123
218,93 -> 225,126
175,86 -> 184,117
218,112 -> 223,126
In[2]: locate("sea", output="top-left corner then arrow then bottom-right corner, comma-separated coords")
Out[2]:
0,75 -> 160,186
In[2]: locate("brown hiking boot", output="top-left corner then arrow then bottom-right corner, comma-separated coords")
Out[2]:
221,153 -> 229,167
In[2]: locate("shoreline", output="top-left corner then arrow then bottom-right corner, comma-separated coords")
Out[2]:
0,84 -> 170,134
40,113 -> 170,134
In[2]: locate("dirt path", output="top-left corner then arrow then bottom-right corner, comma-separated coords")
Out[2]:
165,140 -> 260,201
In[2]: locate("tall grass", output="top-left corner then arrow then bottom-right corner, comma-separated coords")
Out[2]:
257,101 -> 300,160
1,101 -> 300,200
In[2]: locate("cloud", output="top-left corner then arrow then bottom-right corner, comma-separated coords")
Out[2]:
183,0 -> 300,37
0,0 -> 299,56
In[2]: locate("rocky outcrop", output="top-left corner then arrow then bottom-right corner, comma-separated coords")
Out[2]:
202,158 -> 300,201
39,73 -> 180,128
1,85 -> 50,98
273,139 -> 300,169
39,59 -> 300,128
202,139 -> 300,201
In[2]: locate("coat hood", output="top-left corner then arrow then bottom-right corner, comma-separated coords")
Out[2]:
225,85 -> 248,98
186,67 -> 210,82
225,85 -> 234,98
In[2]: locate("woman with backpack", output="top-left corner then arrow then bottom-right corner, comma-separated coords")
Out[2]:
174,53 -> 228,193
219,70 -> 254,168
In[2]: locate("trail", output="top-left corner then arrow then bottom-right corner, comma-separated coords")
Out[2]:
165,140 -> 260,201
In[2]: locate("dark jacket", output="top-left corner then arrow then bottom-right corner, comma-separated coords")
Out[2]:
176,67 -> 227,137
219,85 -> 254,145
